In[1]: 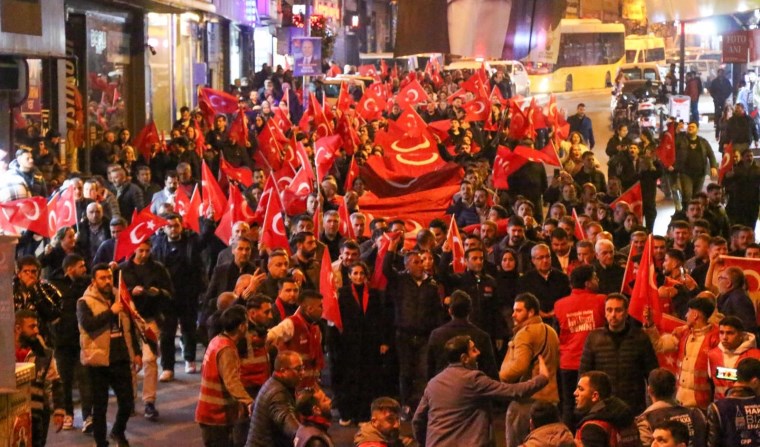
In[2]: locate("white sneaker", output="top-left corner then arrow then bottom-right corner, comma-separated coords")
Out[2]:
159,370 -> 174,382
62,414 -> 74,430
185,361 -> 197,374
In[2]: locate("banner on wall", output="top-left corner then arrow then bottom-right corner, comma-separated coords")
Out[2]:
292,37 -> 322,77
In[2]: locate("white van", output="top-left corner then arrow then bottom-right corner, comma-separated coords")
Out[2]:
442,59 -> 531,96
625,35 -> 666,65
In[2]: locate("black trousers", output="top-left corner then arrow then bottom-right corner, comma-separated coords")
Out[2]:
200,423 -> 234,447
55,345 -> 92,419
559,369 -> 579,431
31,410 -> 50,447
88,362 -> 134,447
160,300 -> 199,370
395,331 -> 429,409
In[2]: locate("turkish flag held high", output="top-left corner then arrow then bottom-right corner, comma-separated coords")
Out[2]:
395,106 -> 428,138
571,209 -> 586,242
47,184 -> 78,237
132,121 -> 160,161
446,215 -> 466,273
396,79 -> 429,109
722,256 -> 760,293
282,167 -> 313,216
114,210 -> 168,261
628,235 -> 662,326
319,247 -> 343,332
1,197 -> 50,237
657,122 -> 676,168
337,82 -> 354,113
174,184 -> 201,234
215,185 -> 256,245
357,87 -> 385,121
220,156 -> 254,188
228,109 -> 249,147
719,142 -> 734,185
611,182 -> 644,222
201,160 -> 228,219
344,155 -> 359,192
492,146 -> 528,190
463,98 -> 490,122
260,190 -> 290,253
314,135 -> 342,181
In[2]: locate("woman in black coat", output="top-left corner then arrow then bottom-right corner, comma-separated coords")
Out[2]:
493,249 -> 520,348
329,261 -> 390,425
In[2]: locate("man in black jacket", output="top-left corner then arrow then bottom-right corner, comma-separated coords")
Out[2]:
674,122 -> 717,207
574,370 -> 639,446
579,294 -> 659,415
50,254 -> 92,432
517,244 -> 570,322
427,291 -> 497,379
119,240 -> 173,420
383,237 -> 445,417
107,164 -> 144,223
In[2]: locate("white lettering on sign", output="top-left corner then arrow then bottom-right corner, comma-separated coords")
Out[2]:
567,310 -> 596,334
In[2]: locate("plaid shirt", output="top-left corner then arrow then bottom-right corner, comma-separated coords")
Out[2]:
0,162 -> 47,202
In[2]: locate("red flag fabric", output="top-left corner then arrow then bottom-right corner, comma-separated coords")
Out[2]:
427,120 -> 452,142
611,182 -> 644,222
198,87 -> 239,113
395,106 -> 428,138
344,155 -> 360,192
1,197 -> 50,237
215,185 -> 257,245
447,88 -> 467,104
219,156 -> 254,188
396,79 -> 429,109
514,145 -> 553,165
255,119 -> 287,171
273,163 -> 297,191
48,184 -> 78,236
446,215 -> 466,273
294,141 -> 316,182
357,64 -> 378,77
201,161 -> 227,219
174,185 -> 201,234
539,141 -> 563,167
357,87 -> 384,121
310,92 -> 333,140
357,184 -> 461,228
369,233 -> 396,290
114,210 -> 168,262
656,123 -> 676,168
319,247 -> 343,331
228,109 -> 249,147
132,121 -> 160,161
371,125 -> 445,179
273,108 -> 292,131
509,101 -> 529,140
492,146 -> 527,190
193,121 -> 207,157
571,209 -> 586,241
337,198 -> 355,239
282,168 -> 313,216
461,70 -> 488,99
314,135 -> 342,181
463,98 -> 490,122
628,235 -> 662,325
360,159 -> 462,198
260,191 -> 290,253
254,176 -> 276,224
336,113 -> 360,155
337,82 -> 354,113
621,248 -> 636,295
119,276 -> 158,343
718,142 -> 734,185
489,86 -> 508,106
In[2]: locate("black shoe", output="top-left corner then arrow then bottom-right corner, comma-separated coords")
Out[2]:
109,432 -> 130,447
144,402 -> 159,421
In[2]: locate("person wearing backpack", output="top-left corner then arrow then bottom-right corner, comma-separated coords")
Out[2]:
574,371 -> 640,447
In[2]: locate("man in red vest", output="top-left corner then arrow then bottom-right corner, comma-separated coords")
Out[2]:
707,315 -> 760,400
233,295 -> 275,446
195,305 -> 253,447
267,289 -> 324,387
644,298 -> 720,411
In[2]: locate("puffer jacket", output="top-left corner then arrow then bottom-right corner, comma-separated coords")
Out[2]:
579,320 -> 659,415
520,422 -> 575,447
246,376 -> 299,447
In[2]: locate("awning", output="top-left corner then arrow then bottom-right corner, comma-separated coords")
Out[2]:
116,0 -> 216,14
646,0 -> 760,23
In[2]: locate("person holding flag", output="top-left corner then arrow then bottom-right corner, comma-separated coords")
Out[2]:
77,264 -> 142,447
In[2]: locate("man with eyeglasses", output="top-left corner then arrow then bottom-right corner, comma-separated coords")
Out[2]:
13,255 -> 61,345
517,244 -> 570,322
247,351 -> 303,447
716,266 -> 757,333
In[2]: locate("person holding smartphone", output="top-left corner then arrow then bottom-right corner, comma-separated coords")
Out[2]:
658,249 -> 700,320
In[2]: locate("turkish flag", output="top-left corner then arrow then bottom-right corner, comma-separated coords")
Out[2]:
490,86 -> 508,106
336,113 -> 359,155
319,247 -> 343,331
509,101 -> 529,140
513,145 -> 553,165
118,276 -> 158,343
571,209 -> 586,241
372,126 -> 445,178
256,120 -> 287,171
220,156 -> 254,188
198,87 -> 239,113
357,87 -> 385,121
294,141 -> 316,182
132,121 -> 160,161
447,88 -> 467,104
628,235 -> 663,326
719,142 -> 734,184
446,215 -> 466,273
395,106 -> 428,138
539,141 -> 563,167
273,163 -> 297,191
174,184 -> 201,234
310,92 -> 333,140
282,167 -> 313,216
463,98 -> 490,122
492,146 -> 528,190
337,198 -> 355,239
358,184 -> 460,227
1,197 -> 50,237
114,210 -> 168,261
344,155 -> 359,192
396,79 -> 429,109
201,160 -> 227,219
621,248 -> 636,295
358,64 -> 378,77
611,182 -> 644,222
315,135 -> 342,181
337,82 -> 354,113
215,185 -> 257,245
368,233 -> 393,290
361,159 -> 462,198
464,218 -> 508,237
260,189 -> 290,253
228,109 -> 249,147
254,176 -> 277,224
273,108 -> 292,131
47,184 -> 78,237
427,120 -> 452,142
722,256 -> 760,293
193,121 -> 207,157
461,70 -> 489,99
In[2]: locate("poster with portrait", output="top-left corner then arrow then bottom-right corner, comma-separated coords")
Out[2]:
292,37 -> 322,77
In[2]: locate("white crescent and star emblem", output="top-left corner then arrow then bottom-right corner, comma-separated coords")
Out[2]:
363,98 -> 377,112
406,89 -> 419,103
295,182 -> 311,195
742,269 -> 760,292
129,222 -> 148,244
272,212 -> 286,236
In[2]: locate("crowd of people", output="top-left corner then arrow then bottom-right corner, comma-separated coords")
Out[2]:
5,60 -> 760,447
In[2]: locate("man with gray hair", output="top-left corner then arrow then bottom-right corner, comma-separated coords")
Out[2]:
517,244 -> 570,322
594,238 -> 625,294
716,266 -> 757,333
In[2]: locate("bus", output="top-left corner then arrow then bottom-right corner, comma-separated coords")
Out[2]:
625,35 -> 666,65
523,19 -> 625,93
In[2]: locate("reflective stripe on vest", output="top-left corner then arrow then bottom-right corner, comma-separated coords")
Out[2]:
195,335 -> 237,425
